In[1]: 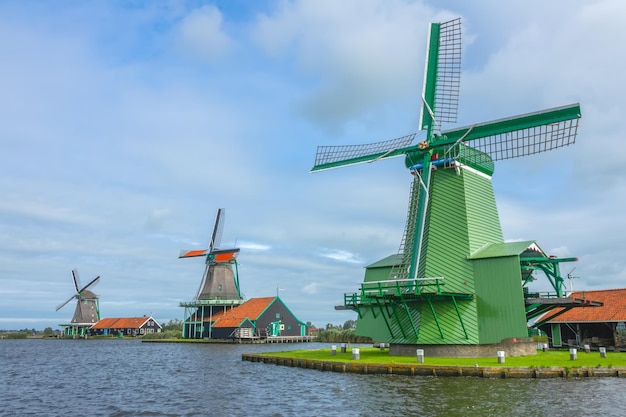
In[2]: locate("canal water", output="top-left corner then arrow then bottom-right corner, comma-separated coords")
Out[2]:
1,339 -> 624,416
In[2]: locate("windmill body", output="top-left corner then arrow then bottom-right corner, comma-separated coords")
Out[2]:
56,269 -> 101,338
312,18 -> 597,354
179,208 -> 244,339
69,289 -> 100,325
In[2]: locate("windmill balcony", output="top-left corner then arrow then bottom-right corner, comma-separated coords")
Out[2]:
343,277 -> 474,309
361,277 -> 446,298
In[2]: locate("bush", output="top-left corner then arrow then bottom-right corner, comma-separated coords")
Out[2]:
142,329 -> 182,340
5,332 -> 28,339
317,328 -> 372,343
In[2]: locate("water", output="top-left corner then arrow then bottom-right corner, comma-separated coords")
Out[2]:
1,339 -> 625,417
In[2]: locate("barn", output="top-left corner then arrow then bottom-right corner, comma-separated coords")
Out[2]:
89,316 -> 163,337
540,288 -> 626,350
209,296 -> 308,340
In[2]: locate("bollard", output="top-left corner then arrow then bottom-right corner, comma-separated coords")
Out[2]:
542,343 -> 548,352
584,344 -> 590,353
331,345 -> 337,356
600,347 -> 607,358
570,348 -> 577,360
352,348 -> 360,360
416,349 -> 425,364
340,343 -> 346,354
497,350 -> 505,364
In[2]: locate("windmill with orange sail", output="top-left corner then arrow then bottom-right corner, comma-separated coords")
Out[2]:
179,208 -> 244,338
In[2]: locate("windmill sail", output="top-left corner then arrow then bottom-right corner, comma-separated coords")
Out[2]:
437,103 -> 580,166
311,134 -> 416,172
210,208 -> 225,251
180,208 -> 242,301
179,249 -> 208,258
420,17 -> 461,131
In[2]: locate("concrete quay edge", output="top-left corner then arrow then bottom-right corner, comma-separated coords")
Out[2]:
241,353 -> 626,379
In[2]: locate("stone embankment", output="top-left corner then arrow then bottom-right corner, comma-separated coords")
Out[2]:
242,353 -> 626,378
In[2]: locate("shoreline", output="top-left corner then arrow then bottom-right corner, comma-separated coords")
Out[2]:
241,353 -> 626,378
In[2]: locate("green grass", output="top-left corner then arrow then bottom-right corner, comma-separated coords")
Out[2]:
261,347 -> 626,368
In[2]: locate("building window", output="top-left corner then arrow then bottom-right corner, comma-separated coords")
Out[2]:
617,322 -> 626,335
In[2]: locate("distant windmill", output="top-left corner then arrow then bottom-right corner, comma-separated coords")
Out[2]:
311,18 -> 587,348
56,269 -> 101,336
179,208 -> 244,339
567,267 -> 580,294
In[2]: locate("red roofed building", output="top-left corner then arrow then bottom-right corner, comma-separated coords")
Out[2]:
540,289 -> 626,350
89,316 -> 162,337
205,296 -> 308,339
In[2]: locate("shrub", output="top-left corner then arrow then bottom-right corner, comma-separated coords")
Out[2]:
5,332 -> 28,339
142,329 -> 182,340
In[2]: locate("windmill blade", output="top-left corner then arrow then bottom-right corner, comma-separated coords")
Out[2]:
209,208 -> 225,251
179,249 -> 209,258
420,17 -> 462,132
56,294 -> 76,311
80,275 -> 100,293
435,103 -> 581,164
211,248 -> 240,263
311,133 -> 416,172
71,269 -> 82,292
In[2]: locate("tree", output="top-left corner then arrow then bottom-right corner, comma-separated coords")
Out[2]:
162,319 -> 183,332
43,327 -> 54,337
342,320 -> 356,330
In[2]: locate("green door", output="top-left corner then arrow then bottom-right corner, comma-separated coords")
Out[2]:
551,323 -> 562,347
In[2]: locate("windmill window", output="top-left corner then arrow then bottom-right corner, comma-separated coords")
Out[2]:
218,285 -> 222,292
276,313 -> 280,319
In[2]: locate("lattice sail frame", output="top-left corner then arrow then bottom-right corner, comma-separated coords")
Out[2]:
441,104 -> 580,168
430,17 -> 461,127
312,134 -> 416,172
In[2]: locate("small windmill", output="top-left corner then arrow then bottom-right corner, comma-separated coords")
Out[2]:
179,208 -> 242,301
56,269 -> 101,336
311,18 -> 585,347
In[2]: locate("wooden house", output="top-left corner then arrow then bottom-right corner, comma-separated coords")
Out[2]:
89,316 -> 162,337
540,288 -> 626,350
209,296 -> 308,339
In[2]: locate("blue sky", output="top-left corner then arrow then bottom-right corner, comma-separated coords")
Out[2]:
1,0 -> 625,330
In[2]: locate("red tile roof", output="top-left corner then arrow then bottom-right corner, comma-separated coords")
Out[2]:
91,317 -> 158,329
212,297 -> 275,328
546,289 -> 626,323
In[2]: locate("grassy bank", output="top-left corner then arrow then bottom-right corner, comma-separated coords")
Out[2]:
260,347 -> 626,368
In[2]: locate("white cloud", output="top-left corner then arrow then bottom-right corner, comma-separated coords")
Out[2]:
176,5 -> 233,62
302,282 -> 319,295
320,249 -> 363,264
237,241 -> 271,251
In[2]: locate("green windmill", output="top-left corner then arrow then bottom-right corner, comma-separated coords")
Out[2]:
311,18 -> 593,354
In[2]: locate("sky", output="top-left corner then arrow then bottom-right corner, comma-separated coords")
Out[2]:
1,0 -> 625,331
